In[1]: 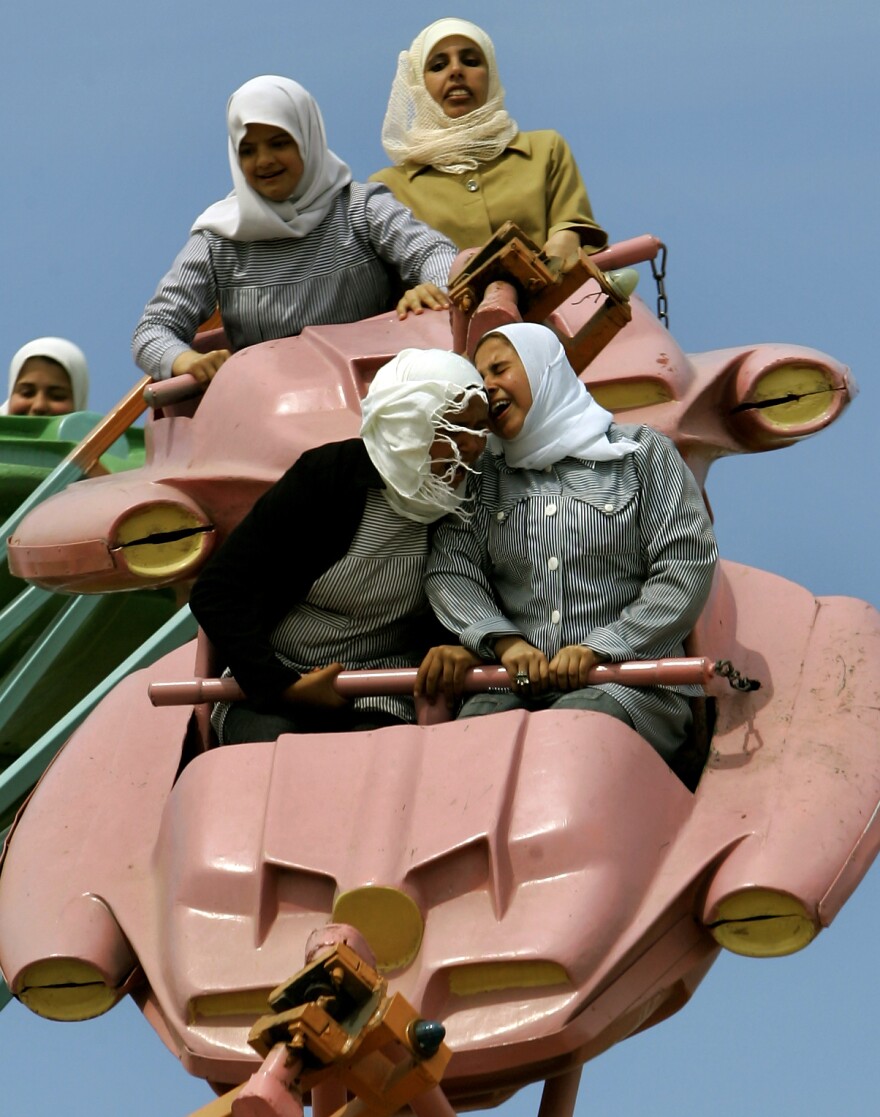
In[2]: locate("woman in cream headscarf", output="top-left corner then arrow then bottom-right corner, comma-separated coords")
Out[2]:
420,324 -> 718,769
2,337 -> 89,416
371,18 -> 607,257
189,347 -> 488,745
133,75 -> 458,388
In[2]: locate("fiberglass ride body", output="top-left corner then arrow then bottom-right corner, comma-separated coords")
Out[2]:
0,240 -> 878,1113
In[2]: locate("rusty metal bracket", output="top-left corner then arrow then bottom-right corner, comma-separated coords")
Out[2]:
447,222 -> 633,371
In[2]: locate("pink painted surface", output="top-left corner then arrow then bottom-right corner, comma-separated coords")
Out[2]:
0,243 -> 876,1112
5,236 -> 853,591
0,562 -> 878,1109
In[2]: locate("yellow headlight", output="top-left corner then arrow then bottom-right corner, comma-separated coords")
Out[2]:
114,502 -> 212,579
726,352 -> 849,449
743,363 -> 838,428
709,888 -> 817,958
18,959 -> 125,1021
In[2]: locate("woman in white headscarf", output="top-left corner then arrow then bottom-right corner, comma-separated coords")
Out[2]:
189,347 -> 488,744
420,323 -> 718,767
371,18 -> 607,257
2,337 -> 89,416
133,75 -> 458,387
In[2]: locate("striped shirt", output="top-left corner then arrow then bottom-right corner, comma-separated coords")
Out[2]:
425,424 -> 718,749
212,489 -> 432,738
132,182 -> 457,380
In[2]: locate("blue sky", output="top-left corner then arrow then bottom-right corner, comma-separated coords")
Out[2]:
1,1 -> 878,1113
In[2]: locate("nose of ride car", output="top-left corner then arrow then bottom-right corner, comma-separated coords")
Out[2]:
8,476 -> 214,592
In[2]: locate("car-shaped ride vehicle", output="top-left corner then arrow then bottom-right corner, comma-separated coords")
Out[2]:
0,235 -> 877,1117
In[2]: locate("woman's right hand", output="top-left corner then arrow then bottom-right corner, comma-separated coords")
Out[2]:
171,347 -> 231,384
415,644 -> 482,703
494,636 -> 550,695
282,663 -> 347,708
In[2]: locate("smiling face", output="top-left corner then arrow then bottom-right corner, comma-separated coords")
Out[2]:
474,335 -> 533,440
9,357 -> 74,416
429,393 -> 489,485
238,123 -> 305,201
423,35 -> 490,119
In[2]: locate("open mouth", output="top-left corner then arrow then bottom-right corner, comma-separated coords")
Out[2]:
490,398 -> 511,420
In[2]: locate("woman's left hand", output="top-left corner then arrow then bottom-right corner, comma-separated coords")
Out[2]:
548,645 -> 606,691
396,283 -> 451,318
415,644 -> 482,703
542,230 -> 581,269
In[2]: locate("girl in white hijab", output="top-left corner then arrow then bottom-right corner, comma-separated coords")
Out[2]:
421,322 -> 718,768
133,76 -> 457,387
361,346 -> 486,522
189,347 -> 488,744
2,338 -> 89,416
192,75 -> 351,242
480,323 -> 638,468
371,18 -> 606,256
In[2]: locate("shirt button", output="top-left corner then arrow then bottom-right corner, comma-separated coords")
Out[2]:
551,610 -> 561,624
544,503 -> 557,517
603,503 -> 614,513
548,556 -> 559,571
496,510 -> 506,522
466,178 -> 479,192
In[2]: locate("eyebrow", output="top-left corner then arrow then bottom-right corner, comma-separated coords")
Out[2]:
240,130 -> 290,147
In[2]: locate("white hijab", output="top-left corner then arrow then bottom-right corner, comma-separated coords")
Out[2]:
360,348 -> 486,523
483,324 -> 638,469
381,18 -> 518,173
2,337 -> 90,415
192,75 -> 352,241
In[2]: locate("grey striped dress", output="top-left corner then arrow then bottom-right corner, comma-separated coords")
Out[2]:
425,424 -> 718,749
133,182 -> 457,380
212,489 -> 432,739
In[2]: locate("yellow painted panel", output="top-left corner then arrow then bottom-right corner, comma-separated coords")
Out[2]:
332,887 -> 424,972
590,379 -> 673,412
449,960 -> 568,997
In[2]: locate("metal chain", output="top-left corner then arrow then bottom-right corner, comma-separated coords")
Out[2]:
714,659 -> 761,692
650,243 -> 669,328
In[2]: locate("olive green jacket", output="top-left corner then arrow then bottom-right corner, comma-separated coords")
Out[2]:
370,130 -> 607,252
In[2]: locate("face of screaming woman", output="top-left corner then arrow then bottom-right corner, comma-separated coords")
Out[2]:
475,336 -> 532,440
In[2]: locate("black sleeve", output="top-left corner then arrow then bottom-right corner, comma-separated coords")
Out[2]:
189,440 -> 375,705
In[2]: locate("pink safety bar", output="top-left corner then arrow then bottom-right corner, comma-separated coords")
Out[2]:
143,374 -> 202,408
149,657 -> 715,707
590,234 -> 663,270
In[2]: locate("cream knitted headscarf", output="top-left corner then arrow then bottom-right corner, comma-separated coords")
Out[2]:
381,18 -> 518,174
481,324 -> 639,469
360,348 -> 486,523
192,75 -> 352,241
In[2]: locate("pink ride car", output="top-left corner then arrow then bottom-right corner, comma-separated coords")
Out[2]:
0,235 -> 877,1117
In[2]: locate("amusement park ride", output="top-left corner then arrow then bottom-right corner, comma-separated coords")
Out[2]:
0,227 -> 877,1117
